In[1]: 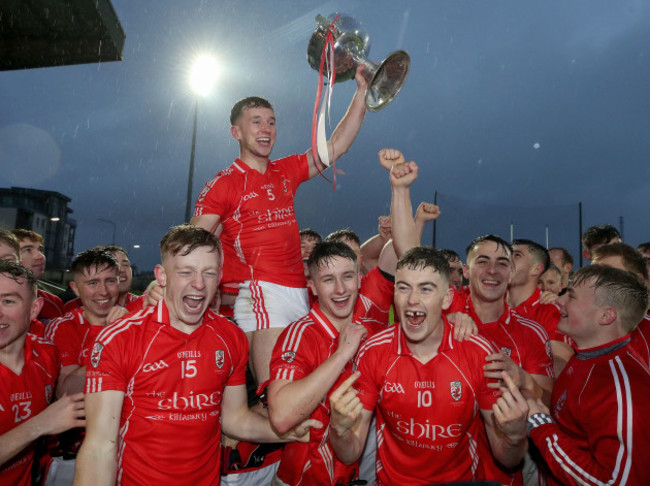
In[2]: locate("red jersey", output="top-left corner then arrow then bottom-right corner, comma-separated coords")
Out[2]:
270,305 -> 383,485
448,292 -> 554,378
37,289 -> 63,324
354,319 -> 500,484
85,300 -> 248,486
62,293 -> 140,315
194,155 -> 310,291
0,335 -> 59,486
355,267 -> 393,326
629,314 -> 650,366
29,318 -> 46,338
528,336 -> 650,485
45,309 -> 107,367
511,287 -> 566,342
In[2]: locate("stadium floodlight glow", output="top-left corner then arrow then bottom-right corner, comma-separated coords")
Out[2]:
189,54 -> 220,97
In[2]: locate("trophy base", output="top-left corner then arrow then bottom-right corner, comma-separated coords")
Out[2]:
365,50 -> 411,112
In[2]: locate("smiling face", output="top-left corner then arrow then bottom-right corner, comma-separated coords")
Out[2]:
556,280 -> 603,348
70,264 -> 120,325
231,106 -> 276,163
538,268 -> 563,295
465,240 -> 513,304
308,255 -> 359,329
394,265 -> 452,358
0,272 -> 42,356
155,245 -> 221,333
110,250 -> 133,295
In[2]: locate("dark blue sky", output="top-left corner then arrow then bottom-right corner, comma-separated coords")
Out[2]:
1,1 -> 649,272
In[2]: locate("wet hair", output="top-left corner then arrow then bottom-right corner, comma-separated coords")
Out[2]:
299,228 -> 322,243
396,247 -> 450,284
571,265 -> 648,333
581,224 -> 621,251
230,96 -> 273,125
326,228 -> 361,247
465,234 -> 513,260
97,245 -> 129,259
0,260 -> 38,297
160,224 -> 222,260
307,240 -> 357,277
549,247 -> 573,267
592,242 -> 649,282
513,238 -> 550,272
637,242 -> 650,254
10,228 -> 44,244
438,248 -> 462,264
70,249 -> 120,276
0,230 -> 20,259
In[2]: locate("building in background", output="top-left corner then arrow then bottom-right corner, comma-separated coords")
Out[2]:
0,187 -> 76,269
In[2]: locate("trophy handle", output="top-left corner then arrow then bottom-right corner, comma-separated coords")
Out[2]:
351,50 -> 410,112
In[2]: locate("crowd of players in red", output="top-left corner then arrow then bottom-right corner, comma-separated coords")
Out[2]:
2,69 -> 650,486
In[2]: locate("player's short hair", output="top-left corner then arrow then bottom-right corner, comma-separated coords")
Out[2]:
543,263 -> 562,278
571,265 -> 648,333
465,234 -> 513,260
0,260 -> 38,297
160,224 -> 222,260
326,228 -> 361,247
637,242 -> 650,254
396,247 -> 450,285
10,228 -> 44,244
549,247 -> 573,267
299,228 -> 322,243
230,96 -> 273,125
581,224 -> 621,251
592,242 -> 649,281
70,249 -> 120,277
438,248 -> 462,264
513,238 -> 550,272
307,241 -> 357,277
0,230 -> 20,259
97,244 -> 129,258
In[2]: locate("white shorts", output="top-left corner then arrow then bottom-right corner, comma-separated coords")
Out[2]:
235,281 -> 309,333
221,461 -> 279,486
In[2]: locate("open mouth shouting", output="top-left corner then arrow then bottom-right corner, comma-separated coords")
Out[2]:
405,310 -> 426,327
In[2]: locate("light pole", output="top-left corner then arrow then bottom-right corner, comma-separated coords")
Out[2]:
184,54 -> 220,223
97,218 -> 116,245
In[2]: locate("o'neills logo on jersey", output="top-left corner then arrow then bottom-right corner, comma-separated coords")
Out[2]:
450,381 -> 462,401
500,347 -> 512,358
383,382 -> 406,394
90,342 -> 104,368
143,360 -> 170,373
396,419 -> 463,440
158,391 -> 221,411
215,350 -> 225,369
281,351 -> 295,363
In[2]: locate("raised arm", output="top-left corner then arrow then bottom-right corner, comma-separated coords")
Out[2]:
268,322 -> 367,434
0,393 -> 85,468
307,66 -> 368,178
360,216 -> 391,274
73,390 -> 124,486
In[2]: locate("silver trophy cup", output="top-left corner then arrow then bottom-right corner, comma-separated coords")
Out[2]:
307,13 -> 410,112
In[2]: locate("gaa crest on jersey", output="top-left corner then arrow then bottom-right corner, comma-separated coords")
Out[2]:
450,381 -> 462,401
90,342 -> 104,368
281,178 -> 289,193
215,350 -> 225,369
500,347 -> 512,358
45,384 -> 53,403
281,351 -> 295,363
